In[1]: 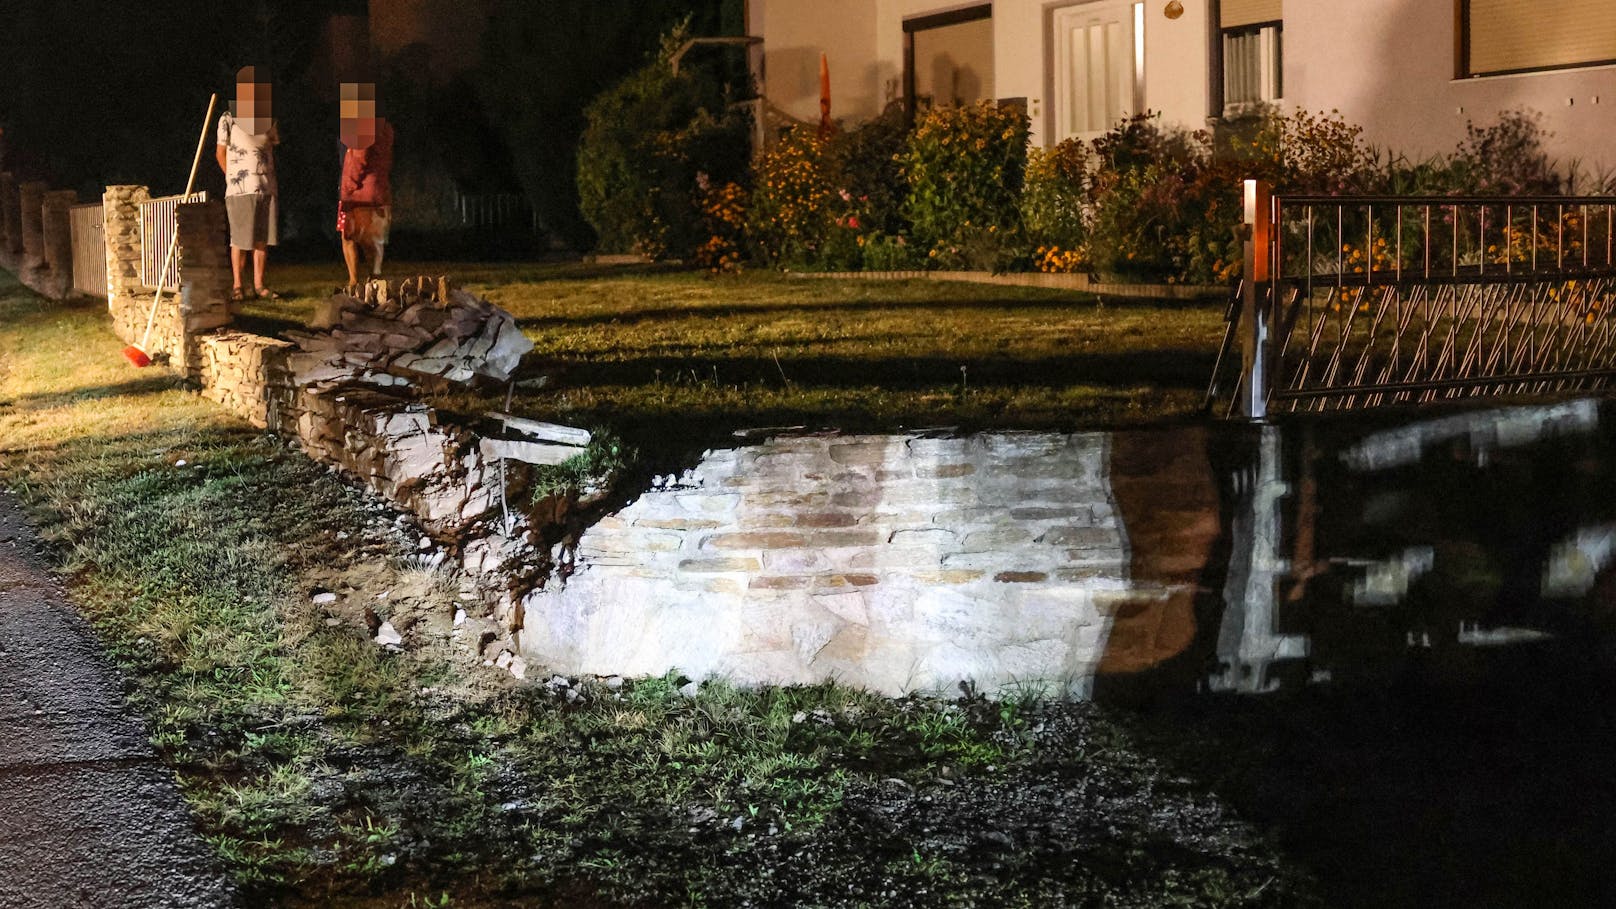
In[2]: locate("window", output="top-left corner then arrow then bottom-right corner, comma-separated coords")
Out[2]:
904,5 -> 995,119
1217,0 -> 1281,113
1461,0 -> 1616,77
1223,24 -> 1281,108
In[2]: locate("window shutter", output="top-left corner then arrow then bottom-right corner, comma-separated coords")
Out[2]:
1468,0 -> 1616,75
1222,0 -> 1281,29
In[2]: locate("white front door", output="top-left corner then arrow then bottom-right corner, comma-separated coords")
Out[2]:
1051,1 -> 1143,143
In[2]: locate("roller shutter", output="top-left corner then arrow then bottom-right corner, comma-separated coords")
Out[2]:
1221,0 -> 1281,29
1467,0 -> 1616,75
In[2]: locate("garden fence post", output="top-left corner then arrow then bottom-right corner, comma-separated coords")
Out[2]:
1240,179 -> 1274,420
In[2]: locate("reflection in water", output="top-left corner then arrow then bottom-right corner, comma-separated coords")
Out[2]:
1193,399 -> 1616,698
1110,399 -> 1616,908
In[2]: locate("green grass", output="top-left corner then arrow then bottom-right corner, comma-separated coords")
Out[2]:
246,261 -> 1226,444
0,271 -> 1310,906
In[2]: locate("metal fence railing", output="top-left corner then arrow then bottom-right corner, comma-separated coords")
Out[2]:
138,192 -> 206,292
455,192 -> 536,232
1223,181 -> 1616,417
68,202 -> 107,298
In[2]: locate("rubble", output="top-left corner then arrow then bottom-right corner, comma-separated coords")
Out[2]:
193,277 -> 596,684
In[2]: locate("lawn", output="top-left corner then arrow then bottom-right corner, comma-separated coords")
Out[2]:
246,262 -> 1228,445
0,270 -> 1313,907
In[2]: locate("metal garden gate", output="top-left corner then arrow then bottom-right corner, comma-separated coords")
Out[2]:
1221,180 -> 1616,417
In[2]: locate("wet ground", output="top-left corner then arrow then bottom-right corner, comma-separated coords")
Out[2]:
0,491 -> 238,909
1093,398 -> 1616,907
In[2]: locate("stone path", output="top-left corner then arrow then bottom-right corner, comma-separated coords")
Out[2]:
0,491 -> 238,908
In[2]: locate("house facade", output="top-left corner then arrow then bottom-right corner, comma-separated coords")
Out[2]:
745,0 -> 1616,173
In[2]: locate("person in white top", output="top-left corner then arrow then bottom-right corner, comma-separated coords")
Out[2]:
215,65 -> 281,301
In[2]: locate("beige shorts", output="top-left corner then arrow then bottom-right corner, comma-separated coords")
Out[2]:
225,192 -> 278,249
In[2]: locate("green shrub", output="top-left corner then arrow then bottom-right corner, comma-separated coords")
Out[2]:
747,127 -> 838,267
828,105 -> 911,238
858,233 -> 924,270
900,102 -> 1030,269
1081,114 -> 1216,281
1023,139 -> 1092,272
577,25 -> 752,258
1448,109 -> 1563,195
748,109 -> 914,270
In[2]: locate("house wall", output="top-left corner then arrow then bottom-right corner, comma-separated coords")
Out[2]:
1286,0 -> 1616,175
751,0 -> 887,124
752,0 -> 1212,146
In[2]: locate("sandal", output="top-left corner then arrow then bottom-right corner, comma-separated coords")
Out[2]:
254,287 -> 281,301
230,286 -> 246,303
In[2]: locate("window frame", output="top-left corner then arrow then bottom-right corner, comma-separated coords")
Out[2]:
903,4 -> 995,122
1220,19 -> 1283,113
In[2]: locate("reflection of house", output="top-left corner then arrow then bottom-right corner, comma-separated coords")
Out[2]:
746,1 -> 1616,168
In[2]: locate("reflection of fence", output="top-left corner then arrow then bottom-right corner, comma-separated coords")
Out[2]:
454,192 -> 535,232
138,192 -> 206,291
68,202 -> 107,298
1227,181 -> 1616,417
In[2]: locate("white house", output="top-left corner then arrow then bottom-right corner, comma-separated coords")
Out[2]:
744,0 -> 1616,174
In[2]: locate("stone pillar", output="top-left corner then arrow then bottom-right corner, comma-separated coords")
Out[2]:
175,199 -> 231,333
17,180 -> 45,272
102,185 -> 150,313
40,189 -> 76,297
101,185 -> 169,356
0,173 -> 19,256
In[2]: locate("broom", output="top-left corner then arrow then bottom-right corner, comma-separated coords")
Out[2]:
124,92 -> 218,368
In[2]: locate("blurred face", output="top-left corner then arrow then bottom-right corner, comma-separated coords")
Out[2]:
340,82 -> 378,149
236,67 -> 272,135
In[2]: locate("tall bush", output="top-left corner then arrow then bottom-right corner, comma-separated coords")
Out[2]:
748,109 -> 915,270
576,25 -> 752,258
900,102 -> 1030,269
747,127 -> 838,267
1023,139 -> 1092,272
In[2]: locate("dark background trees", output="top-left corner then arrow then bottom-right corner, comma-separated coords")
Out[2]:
0,0 -> 743,253
476,0 -> 743,249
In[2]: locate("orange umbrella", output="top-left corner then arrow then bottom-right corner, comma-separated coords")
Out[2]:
818,52 -> 832,138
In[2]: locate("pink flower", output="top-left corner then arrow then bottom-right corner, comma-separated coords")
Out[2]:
846,216 -> 860,229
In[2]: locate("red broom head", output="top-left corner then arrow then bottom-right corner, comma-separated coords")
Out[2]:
122,345 -> 152,368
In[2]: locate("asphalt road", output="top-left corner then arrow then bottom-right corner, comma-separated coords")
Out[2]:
0,491 -> 239,909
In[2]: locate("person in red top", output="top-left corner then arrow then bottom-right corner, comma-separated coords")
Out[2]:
338,81 -> 394,288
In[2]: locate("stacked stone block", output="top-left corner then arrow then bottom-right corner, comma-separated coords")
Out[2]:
175,200 -> 232,341
102,184 -> 150,312
101,185 -> 186,364
17,180 -> 45,273
197,331 -> 296,429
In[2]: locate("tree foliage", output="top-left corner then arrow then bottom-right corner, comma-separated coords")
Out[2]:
576,24 -> 752,257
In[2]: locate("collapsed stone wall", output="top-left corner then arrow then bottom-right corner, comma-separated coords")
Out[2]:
194,279 -> 582,677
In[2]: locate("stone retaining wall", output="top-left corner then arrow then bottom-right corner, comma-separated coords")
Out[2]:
524,433 -> 1148,696
197,330 -> 296,429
